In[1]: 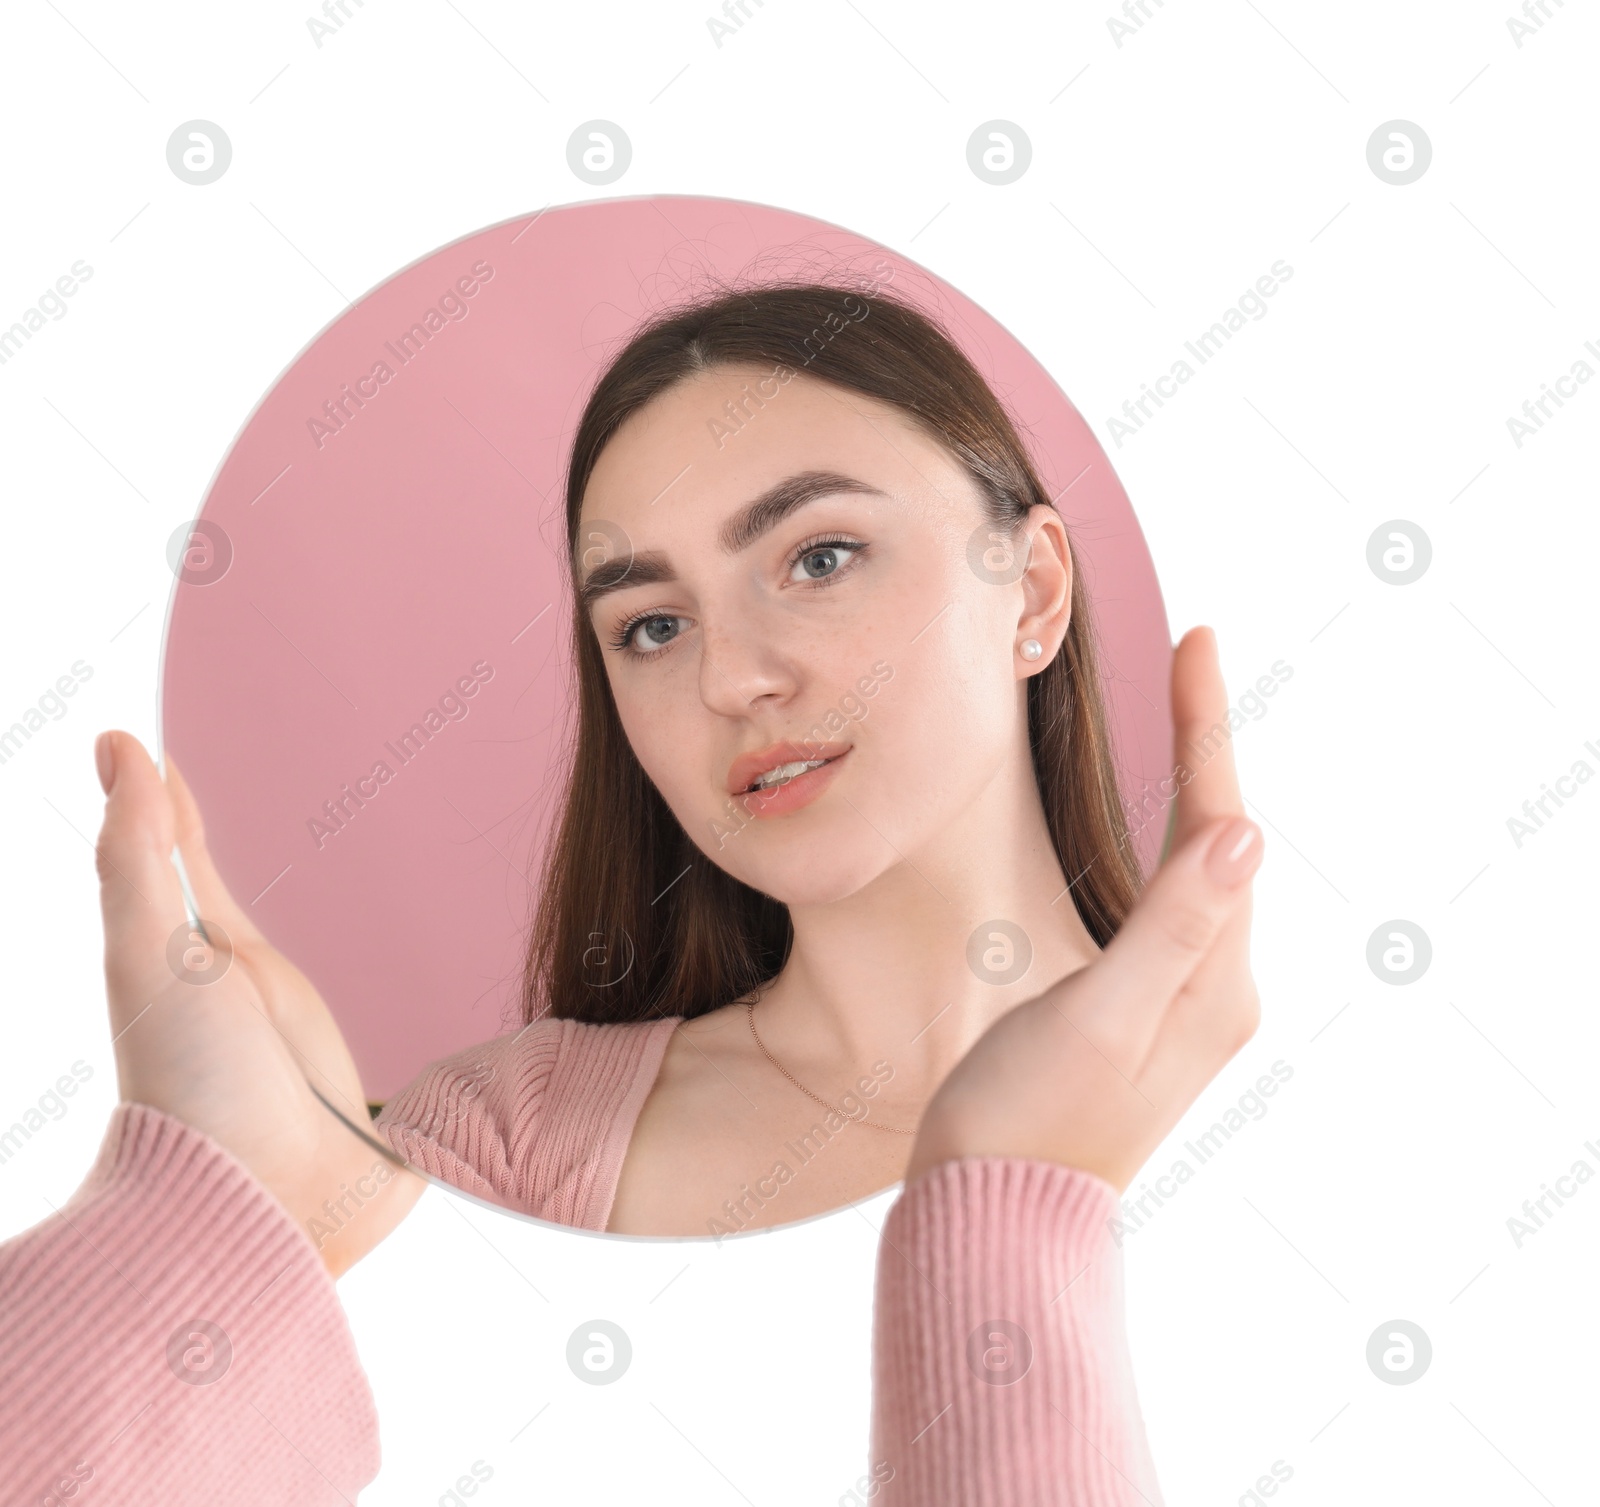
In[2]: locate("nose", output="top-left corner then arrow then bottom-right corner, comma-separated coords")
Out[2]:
695,600 -> 797,718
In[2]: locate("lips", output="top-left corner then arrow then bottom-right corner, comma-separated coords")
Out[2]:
726,740 -> 851,797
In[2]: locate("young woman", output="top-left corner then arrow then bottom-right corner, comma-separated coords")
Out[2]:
364,281 -> 1195,1242
0,283 -> 1264,1504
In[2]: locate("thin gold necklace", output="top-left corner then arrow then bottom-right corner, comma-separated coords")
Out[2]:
744,1001 -> 916,1135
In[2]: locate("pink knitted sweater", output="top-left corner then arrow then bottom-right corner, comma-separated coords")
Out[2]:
0,1016 -> 1164,1505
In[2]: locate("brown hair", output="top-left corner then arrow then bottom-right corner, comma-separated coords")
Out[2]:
519,278 -> 1142,1026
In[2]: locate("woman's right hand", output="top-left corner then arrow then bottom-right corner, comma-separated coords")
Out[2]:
93,730 -> 425,1276
906,625 -> 1265,1195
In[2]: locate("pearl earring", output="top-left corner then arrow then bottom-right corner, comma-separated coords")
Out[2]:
1020,638 -> 1043,661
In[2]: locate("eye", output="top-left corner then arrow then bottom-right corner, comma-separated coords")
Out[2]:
788,536 -> 864,585
611,612 -> 686,657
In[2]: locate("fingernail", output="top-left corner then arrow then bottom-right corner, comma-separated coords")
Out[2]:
95,733 -> 116,796
1206,817 -> 1261,887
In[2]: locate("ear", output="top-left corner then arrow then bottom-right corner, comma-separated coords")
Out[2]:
1015,504 -> 1073,675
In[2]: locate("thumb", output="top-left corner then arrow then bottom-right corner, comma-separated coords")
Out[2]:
1081,815 -> 1262,1039
94,731 -> 190,1017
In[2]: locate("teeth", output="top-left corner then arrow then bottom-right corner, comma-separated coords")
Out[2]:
750,758 -> 827,792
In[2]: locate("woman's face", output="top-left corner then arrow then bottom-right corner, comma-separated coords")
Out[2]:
576,361 -> 1067,907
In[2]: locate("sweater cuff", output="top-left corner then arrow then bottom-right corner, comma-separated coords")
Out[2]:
870,1156 -> 1164,1507
0,1102 -> 381,1506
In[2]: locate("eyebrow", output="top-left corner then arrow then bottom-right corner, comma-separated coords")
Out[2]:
576,469 -> 886,614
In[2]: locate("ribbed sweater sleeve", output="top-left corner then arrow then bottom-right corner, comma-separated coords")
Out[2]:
1,1098 -> 1163,1505
0,1102 -> 380,1507
870,1156 -> 1164,1506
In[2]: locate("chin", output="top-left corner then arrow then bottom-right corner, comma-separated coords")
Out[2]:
710,826 -> 894,909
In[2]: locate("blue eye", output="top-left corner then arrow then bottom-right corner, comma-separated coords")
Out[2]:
789,538 -> 861,583
613,613 -> 683,656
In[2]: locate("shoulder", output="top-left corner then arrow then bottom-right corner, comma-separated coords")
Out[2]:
649,999 -> 756,1092
373,1014 -> 681,1228
377,1013 -> 679,1118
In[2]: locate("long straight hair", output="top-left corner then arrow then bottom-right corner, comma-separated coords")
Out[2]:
519,280 -> 1142,1026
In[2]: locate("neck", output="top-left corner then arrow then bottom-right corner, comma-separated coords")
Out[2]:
749,739 -> 1106,1101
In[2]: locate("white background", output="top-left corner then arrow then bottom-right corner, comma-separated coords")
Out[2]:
3,2 -> 1598,1503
